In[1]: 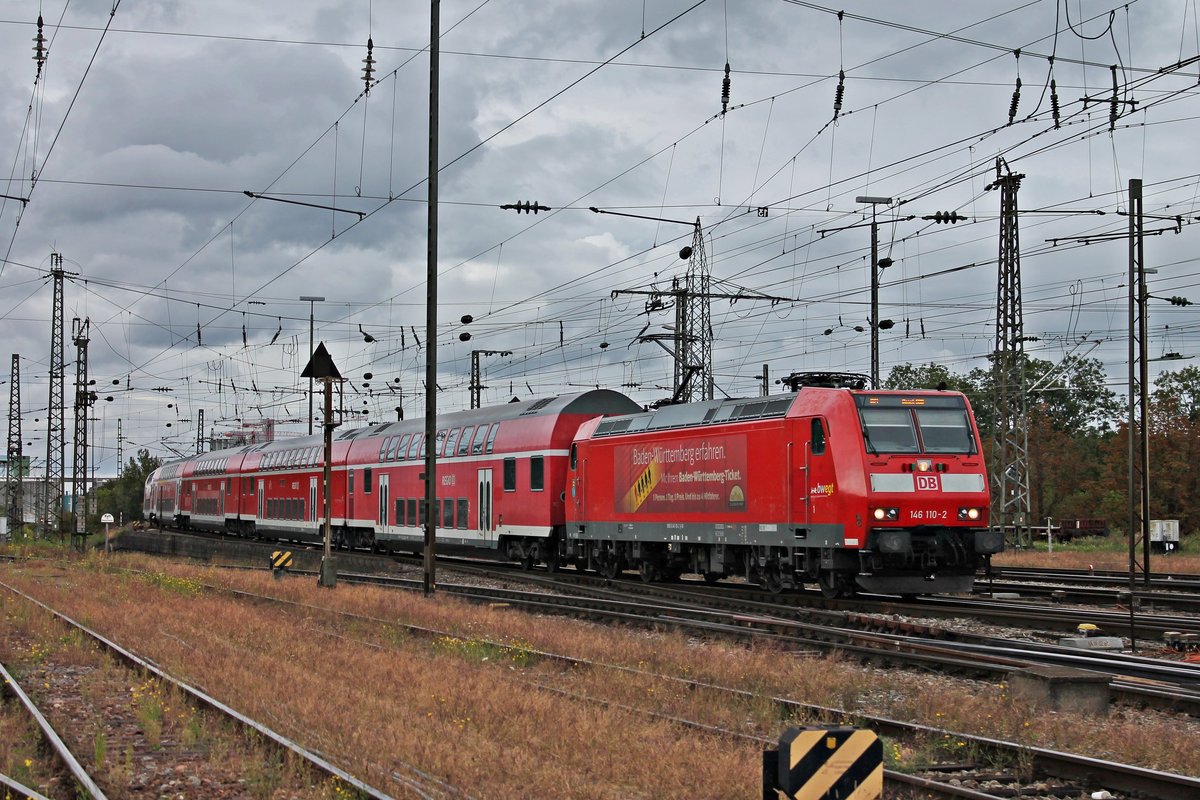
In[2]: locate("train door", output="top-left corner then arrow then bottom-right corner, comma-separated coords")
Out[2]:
257,479 -> 265,521
477,468 -> 494,543
378,474 -> 389,532
173,479 -> 182,516
309,477 -> 318,526
806,417 -> 835,526
569,444 -> 583,523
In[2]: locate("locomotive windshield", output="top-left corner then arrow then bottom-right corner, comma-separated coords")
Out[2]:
857,395 -> 977,455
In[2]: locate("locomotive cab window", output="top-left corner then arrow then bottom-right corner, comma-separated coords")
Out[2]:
570,443 -> 577,470
914,408 -> 976,454
503,457 -> 517,492
810,419 -> 826,455
859,408 -> 919,454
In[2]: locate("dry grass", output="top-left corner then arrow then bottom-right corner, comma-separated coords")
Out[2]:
2,549 -> 1199,798
993,547 -> 1200,573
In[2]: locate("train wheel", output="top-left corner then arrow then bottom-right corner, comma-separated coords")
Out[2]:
638,560 -> 659,583
761,563 -> 785,595
818,571 -> 852,599
519,550 -> 534,571
600,553 -> 621,580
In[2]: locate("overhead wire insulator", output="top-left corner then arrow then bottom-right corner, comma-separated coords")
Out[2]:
500,201 -> 550,214
1050,78 -> 1061,128
1109,64 -> 1119,131
923,211 -> 965,224
1007,76 -> 1022,125
32,14 -> 46,81
362,36 -> 376,94
720,62 -> 731,116
833,69 -> 845,120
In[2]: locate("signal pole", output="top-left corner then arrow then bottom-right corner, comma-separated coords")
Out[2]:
424,0 -> 441,596
1127,178 -> 1151,595
855,196 -> 892,387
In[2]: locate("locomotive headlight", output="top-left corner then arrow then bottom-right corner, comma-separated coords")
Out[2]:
916,459 -> 933,472
958,507 -> 982,521
873,507 -> 899,521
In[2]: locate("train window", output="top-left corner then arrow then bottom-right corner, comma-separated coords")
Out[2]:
503,458 -> 517,492
458,426 -> 474,456
364,468 -> 373,494
348,469 -> 355,495
407,498 -> 418,526
811,419 -> 826,455
434,429 -> 448,455
396,499 -> 405,526
914,408 -> 976,454
443,498 -> 454,528
485,423 -> 499,454
530,456 -> 544,492
457,498 -> 468,529
418,499 -> 427,527
406,434 -> 424,460
445,428 -> 462,457
386,436 -> 401,461
471,425 -> 489,454
859,408 -> 920,454
396,434 -> 411,460
249,480 -> 255,495
379,437 -> 391,461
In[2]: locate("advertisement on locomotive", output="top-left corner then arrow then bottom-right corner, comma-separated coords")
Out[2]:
615,434 -> 748,515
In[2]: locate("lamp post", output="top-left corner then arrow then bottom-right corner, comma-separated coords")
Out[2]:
299,296 -> 324,435
855,196 -> 892,387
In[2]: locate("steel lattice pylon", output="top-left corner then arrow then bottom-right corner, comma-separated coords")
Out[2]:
1127,178 -> 1152,586
679,221 -> 713,402
6,354 -> 22,533
71,317 -> 92,541
41,257 -> 65,538
989,160 -> 1030,546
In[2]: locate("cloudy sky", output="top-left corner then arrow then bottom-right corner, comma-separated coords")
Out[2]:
2,0 -> 1199,474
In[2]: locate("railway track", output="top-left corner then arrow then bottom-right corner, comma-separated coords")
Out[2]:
114,529 -> 1200,713
990,565 -> 1200,592
0,579 -> 404,800
34,531 -> 1200,798
166,564 -> 1200,800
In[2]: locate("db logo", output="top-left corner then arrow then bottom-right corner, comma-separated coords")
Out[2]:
916,475 -> 940,491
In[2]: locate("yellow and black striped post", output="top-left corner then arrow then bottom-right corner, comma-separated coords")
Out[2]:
270,550 -> 294,579
763,726 -> 882,800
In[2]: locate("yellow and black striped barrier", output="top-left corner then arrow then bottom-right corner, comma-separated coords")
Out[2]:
762,726 -> 882,799
270,550 -> 294,579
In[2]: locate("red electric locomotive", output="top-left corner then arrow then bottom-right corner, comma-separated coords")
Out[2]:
565,382 -> 1002,596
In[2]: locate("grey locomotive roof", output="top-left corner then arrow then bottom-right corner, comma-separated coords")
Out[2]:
592,393 -> 799,437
